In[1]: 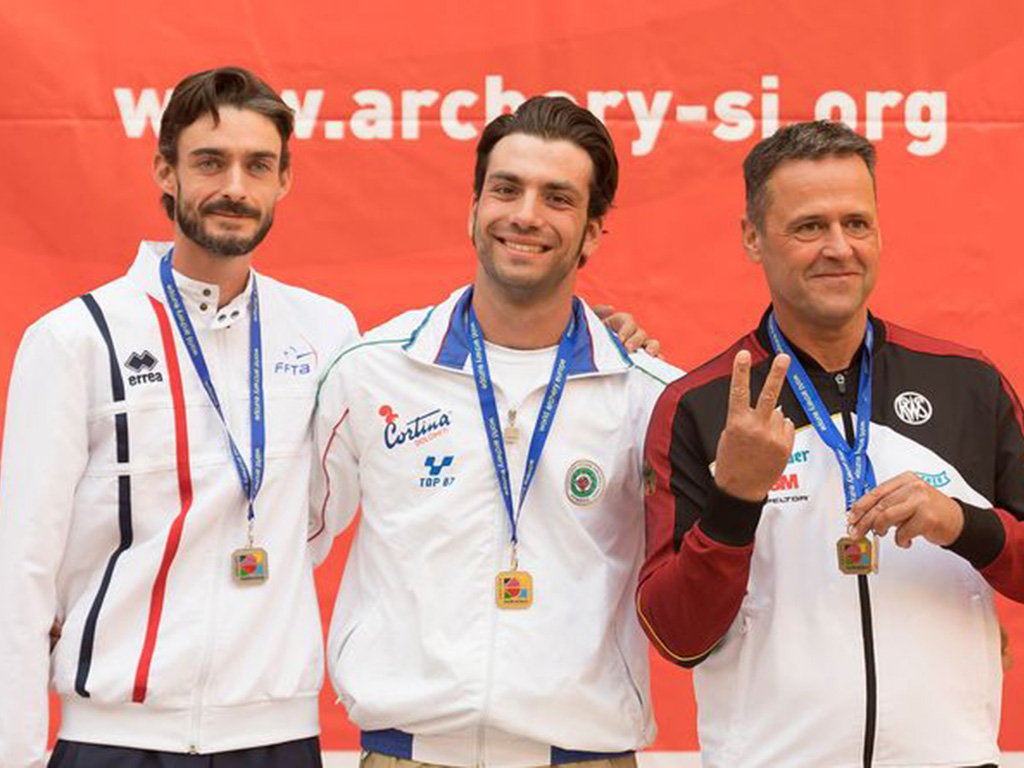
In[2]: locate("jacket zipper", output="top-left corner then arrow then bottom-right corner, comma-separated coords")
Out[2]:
188,327 -> 232,753
836,370 -> 877,768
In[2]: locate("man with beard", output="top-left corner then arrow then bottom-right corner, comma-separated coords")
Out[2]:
0,67 -> 358,768
310,96 -> 681,768
0,69 -> 656,768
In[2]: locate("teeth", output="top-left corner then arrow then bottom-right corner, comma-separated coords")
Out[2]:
502,240 -> 545,254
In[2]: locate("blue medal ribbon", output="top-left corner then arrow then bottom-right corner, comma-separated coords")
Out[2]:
767,312 -> 876,511
467,294 -> 578,558
159,251 -> 266,526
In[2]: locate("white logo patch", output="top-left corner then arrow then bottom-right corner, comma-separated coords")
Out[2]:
566,460 -> 605,505
894,391 -> 933,425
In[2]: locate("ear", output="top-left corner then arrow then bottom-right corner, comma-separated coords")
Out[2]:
741,217 -> 763,264
467,196 -> 479,240
580,217 -> 603,262
276,165 -> 293,202
153,153 -> 176,197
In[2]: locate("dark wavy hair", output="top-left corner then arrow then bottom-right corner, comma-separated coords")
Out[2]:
157,66 -> 293,220
473,95 -> 618,222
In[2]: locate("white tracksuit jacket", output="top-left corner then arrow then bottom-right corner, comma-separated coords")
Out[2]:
311,286 -> 682,768
0,241 -> 358,767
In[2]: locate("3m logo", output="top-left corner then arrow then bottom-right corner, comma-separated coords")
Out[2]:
125,351 -> 157,372
124,350 -> 163,386
894,391 -> 933,426
771,473 -> 799,492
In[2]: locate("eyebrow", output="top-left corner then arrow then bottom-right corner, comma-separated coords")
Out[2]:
487,171 -> 582,195
188,148 -> 279,161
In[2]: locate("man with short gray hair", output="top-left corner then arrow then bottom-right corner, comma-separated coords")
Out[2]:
639,120 -> 1024,767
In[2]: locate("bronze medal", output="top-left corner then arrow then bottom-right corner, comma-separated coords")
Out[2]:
232,547 -> 269,583
836,536 -> 876,575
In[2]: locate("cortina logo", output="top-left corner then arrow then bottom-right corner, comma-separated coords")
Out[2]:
894,391 -> 933,425
379,405 -> 452,449
420,455 -> 456,488
124,350 -> 163,386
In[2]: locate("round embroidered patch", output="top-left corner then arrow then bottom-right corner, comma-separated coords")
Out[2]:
566,459 -> 605,505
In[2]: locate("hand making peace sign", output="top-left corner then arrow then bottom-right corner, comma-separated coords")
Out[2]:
713,350 -> 796,502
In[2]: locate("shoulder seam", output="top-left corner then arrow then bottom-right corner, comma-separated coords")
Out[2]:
316,336 -> 410,402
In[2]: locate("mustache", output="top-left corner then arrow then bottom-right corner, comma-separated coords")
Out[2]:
200,200 -> 260,219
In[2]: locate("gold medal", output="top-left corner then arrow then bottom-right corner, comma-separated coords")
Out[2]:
836,535 -> 877,575
496,569 -> 533,609
232,547 -> 269,583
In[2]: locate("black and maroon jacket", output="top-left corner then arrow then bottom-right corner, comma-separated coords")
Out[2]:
638,309 -> 1024,768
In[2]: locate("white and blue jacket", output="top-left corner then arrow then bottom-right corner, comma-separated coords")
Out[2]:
311,286 -> 682,768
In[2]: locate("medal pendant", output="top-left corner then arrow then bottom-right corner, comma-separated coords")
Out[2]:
495,570 -> 533,609
836,536 -> 876,575
232,547 -> 269,583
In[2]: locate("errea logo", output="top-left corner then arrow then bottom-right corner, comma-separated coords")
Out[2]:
894,391 -> 933,426
124,350 -> 163,386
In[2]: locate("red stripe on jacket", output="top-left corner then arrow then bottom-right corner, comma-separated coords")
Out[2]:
133,296 -> 195,702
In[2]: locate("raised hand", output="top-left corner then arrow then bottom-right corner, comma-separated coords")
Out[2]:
594,304 -> 661,357
713,350 -> 795,502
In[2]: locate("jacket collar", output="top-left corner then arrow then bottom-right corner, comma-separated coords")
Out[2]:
753,305 -> 886,374
403,286 -> 633,377
125,241 -> 258,329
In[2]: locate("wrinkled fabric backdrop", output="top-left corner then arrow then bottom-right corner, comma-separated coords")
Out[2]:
2,0 -> 1023,755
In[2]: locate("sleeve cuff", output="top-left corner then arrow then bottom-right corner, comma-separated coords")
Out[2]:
944,500 -> 1006,569
698,484 -> 765,547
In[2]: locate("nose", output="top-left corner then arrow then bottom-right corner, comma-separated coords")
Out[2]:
821,221 -> 854,258
509,191 -> 543,230
221,162 -> 248,199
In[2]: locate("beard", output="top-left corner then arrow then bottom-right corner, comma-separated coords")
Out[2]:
176,194 -> 274,257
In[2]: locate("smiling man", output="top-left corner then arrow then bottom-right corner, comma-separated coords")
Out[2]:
0,67 -> 358,768
311,96 -> 680,768
639,120 -> 1024,767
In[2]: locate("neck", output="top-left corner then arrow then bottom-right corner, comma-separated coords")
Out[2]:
171,234 -> 252,308
773,306 -> 868,373
471,278 -> 573,350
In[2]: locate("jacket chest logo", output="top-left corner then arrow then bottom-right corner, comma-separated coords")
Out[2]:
566,459 -> 605,505
273,345 -> 314,376
379,404 -> 452,450
124,350 -> 164,386
894,391 -> 933,425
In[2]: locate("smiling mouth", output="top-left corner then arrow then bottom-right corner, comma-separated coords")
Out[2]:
496,236 -> 550,254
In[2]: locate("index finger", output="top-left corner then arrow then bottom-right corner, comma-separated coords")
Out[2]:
754,354 -> 790,420
727,350 -> 753,419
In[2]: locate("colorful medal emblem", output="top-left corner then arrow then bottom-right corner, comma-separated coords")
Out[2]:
232,547 -> 269,583
496,570 -> 533,609
836,536 -> 877,575
566,459 -> 604,505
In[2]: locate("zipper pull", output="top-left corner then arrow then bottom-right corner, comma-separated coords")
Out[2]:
835,372 -> 847,395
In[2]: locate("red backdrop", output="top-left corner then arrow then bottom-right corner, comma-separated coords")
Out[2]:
3,0 -> 1024,752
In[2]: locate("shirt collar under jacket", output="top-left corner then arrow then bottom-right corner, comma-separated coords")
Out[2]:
126,240 -> 256,331
401,285 -> 634,378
